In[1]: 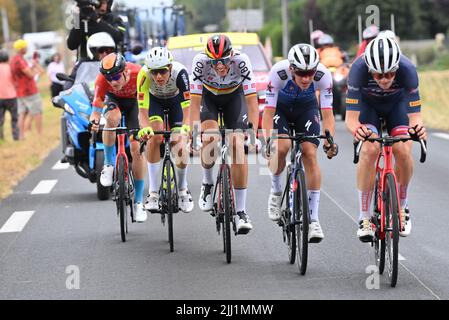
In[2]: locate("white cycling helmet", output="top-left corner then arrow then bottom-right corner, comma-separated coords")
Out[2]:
317,34 -> 334,46
364,35 -> 401,74
379,29 -> 396,40
86,32 -> 116,60
363,25 -> 379,40
288,43 -> 320,71
145,46 -> 173,69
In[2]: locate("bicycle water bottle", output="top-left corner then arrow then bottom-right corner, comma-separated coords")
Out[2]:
163,166 -> 175,190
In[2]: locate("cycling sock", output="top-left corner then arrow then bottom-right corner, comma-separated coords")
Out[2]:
308,190 -> 320,222
177,167 -> 188,190
104,144 -> 115,166
235,188 -> 247,213
202,166 -> 214,185
134,179 -> 144,203
399,184 -> 408,209
270,174 -> 282,194
147,162 -> 159,193
358,189 -> 373,220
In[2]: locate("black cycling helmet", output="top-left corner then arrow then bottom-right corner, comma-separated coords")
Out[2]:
99,52 -> 126,76
0,49 -> 9,63
206,34 -> 232,59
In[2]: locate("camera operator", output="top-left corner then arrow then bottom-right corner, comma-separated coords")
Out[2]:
67,0 -> 125,60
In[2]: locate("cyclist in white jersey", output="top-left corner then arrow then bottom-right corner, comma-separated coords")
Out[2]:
263,43 -> 338,243
190,34 -> 259,234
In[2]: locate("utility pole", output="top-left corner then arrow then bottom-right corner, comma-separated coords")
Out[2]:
1,8 -> 10,43
30,0 -> 38,32
282,0 -> 289,57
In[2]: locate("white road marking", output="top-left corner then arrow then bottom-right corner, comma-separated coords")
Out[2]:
52,161 -> 70,170
322,188 -> 441,300
31,180 -> 58,194
0,211 -> 35,233
432,132 -> 449,140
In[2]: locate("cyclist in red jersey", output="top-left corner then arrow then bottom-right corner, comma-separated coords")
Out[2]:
89,52 -> 147,222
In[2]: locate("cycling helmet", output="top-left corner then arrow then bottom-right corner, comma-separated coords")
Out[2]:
311,30 -> 324,42
378,29 -> 396,40
364,35 -> 401,74
288,43 -> 320,71
0,49 -> 9,62
100,52 -> 126,76
144,47 -> 173,69
86,32 -> 116,60
205,34 -> 232,59
317,34 -> 334,46
363,25 -> 379,40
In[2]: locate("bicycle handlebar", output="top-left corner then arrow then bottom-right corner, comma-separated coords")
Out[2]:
353,136 -> 427,164
191,122 -> 256,151
267,129 -> 335,158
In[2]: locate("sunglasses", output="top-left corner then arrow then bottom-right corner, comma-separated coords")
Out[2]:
98,47 -> 114,54
372,72 -> 396,80
150,67 -> 170,75
211,56 -> 231,66
105,72 -> 122,82
291,67 -> 317,78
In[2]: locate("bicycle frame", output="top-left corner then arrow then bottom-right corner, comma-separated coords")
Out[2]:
115,117 -> 130,184
375,140 -> 401,235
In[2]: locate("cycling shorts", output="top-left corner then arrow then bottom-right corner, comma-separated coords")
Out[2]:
148,92 -> 184,129
359,97 -> 409,136
273,104 -> 321,147
200,87 -> 248,130
104,94 -> 139,138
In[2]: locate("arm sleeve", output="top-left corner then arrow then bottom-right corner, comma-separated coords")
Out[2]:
176,68 -> 191,109
137,67 -> 150,110
345,58 -> 365,112
264,67 -> 281,110
403,67 -> 421,113
239,54 -> 257,96
190,54 -> 204,96
66,28 -> 82,51
317,68 -> 334,110
92,75 -> 107,109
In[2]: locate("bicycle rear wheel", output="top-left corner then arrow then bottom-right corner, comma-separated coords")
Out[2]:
385,173 -> 399,287
295,169 -> 309,275
116,155 -> 127,242
222,165 -> 232,264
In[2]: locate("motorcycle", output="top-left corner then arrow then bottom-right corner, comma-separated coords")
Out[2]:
52,61 -> 110,200
328,63 -> 350,121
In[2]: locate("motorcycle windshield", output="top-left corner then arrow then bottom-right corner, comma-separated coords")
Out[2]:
74,61 -> 101,89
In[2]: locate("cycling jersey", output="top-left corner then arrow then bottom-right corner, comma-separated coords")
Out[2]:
265,60 -> 333,111
190,51 -> 257,96
137,61 -> 190,110
346,55 -> 421,113
93,62 -> 141,109
319,46 -> 345,68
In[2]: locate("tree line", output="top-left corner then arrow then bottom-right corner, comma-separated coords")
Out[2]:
175,0 -> 449,56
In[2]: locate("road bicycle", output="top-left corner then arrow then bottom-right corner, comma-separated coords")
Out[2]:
268,125 -> 334,275
353,121 -> 427,287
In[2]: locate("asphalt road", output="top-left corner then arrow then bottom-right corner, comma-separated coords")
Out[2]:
0,121 -> 448,300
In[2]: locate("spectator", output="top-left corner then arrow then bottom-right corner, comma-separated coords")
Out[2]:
10,39 -> 44,140
47,53 -> 66,97
0,49 -> 19,141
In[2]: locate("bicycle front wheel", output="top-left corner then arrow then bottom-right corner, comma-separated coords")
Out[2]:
373,173 -> 386,275
117,155 -> 127,242
385,173 -> 399,287
164,159 -> 176,252
295,169 -> 309,275
284,167 -> 296,264
222,165 -> 232,264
